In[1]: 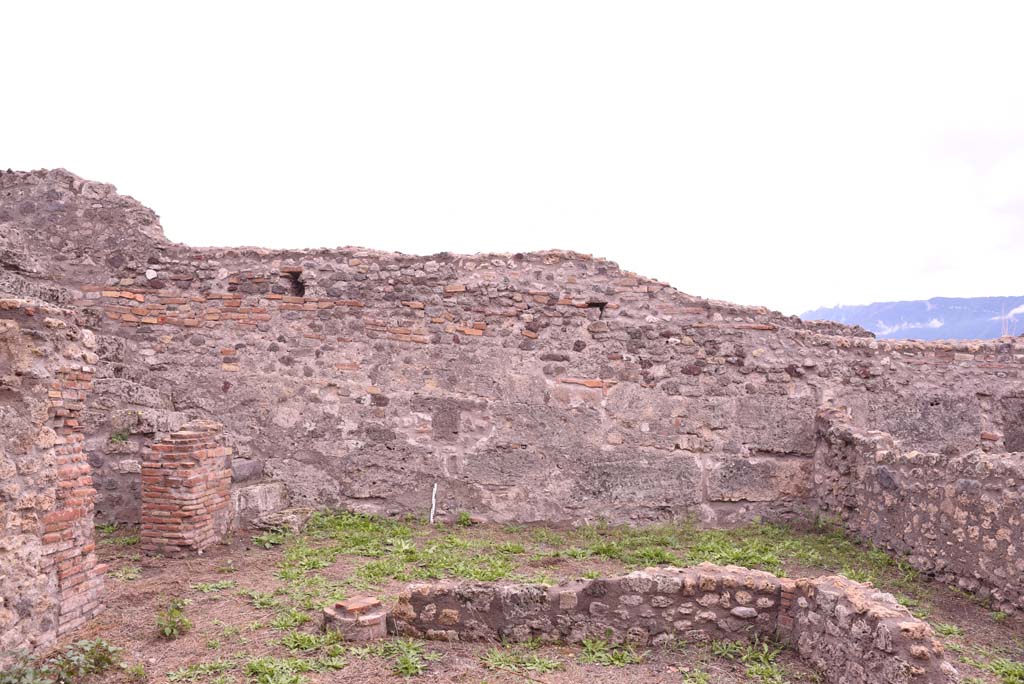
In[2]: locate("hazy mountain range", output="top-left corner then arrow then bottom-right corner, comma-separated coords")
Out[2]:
801,296 -> 1024,340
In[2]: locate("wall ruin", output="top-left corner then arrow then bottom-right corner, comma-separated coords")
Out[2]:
3,169 -> 1022,531
394,564 -> 959,684
0,299 -> 104,664
815,408 -> 1024,612
2,168 -> 1023,658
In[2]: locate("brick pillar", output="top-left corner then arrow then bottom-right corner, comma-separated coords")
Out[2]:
38,364 -> 106,636
141,421 -> 232,556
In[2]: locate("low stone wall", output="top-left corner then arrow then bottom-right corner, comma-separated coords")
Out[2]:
141,421 -> 232,556
394,563 -> 782,645
787,574 -> 957,684
0,300 -> 104,664
393,564 -> 958,684
815,408 -> 1024,612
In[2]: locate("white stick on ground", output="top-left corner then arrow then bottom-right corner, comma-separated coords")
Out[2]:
429,482 -> 438,525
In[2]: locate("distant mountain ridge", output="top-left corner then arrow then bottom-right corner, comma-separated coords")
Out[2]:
801,296 -> 1024,340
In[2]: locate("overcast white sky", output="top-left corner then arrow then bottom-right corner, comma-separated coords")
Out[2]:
5,2 -> 1023,315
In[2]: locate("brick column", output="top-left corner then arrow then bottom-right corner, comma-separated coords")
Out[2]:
41,365 -> 106,636
141,421 -> 232,556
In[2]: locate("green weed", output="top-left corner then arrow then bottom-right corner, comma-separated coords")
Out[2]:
124,662 -> 147,682
156,598 -> 192,639
280,630 -> 343,653
95,521 -> 119,535
1,639 -> 123,684
111,565 -> 142,581
578,638 -> 644,666
192,580 -> 237,593
968,658 -> 1024,684
481,647 -> 562,673
167,659 -> 236,682
240,589 -> 282,610
349,638 -> 437,677
109,533 -> 140,546
840,567 -> 875,583
709,638 -> 791,684
244,654 -> 347,684
270,608 -> 311,630
253,530 -> 288,549
932,622 -> 963,637
681,669 -> 712,684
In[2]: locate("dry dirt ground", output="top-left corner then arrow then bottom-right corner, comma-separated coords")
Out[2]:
52,515 -> 1024,683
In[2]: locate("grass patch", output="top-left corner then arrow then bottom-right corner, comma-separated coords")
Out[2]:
306,510 -> 414,554
933,622 -> 963,637
481,647 -> 562,673
95,521 -> 120,535
356,556 -> 411,584
192,580 -> 237,593
253,530 -> 289,548
283,575 -> 347,610
681,669 -> 712,684
266,511 -> 931,610
283,513 -> 517,587
110,565 -> 142,581
167,659 -> 237,682
577,524 -> 683,567
350,638 -> 440,677
108,533 -> 140,546
245,654 -> 347,684
965,657 -> 1024,684
709,639 -> 791,684
280,630 -> 343,653
95,521 -> 140,546
240,589 -> 282,610
270,607 -> 311,630
578,638 -> 645,666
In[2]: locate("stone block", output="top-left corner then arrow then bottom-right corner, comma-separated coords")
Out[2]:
232,482 -> 288,527
706,457 -> 812,503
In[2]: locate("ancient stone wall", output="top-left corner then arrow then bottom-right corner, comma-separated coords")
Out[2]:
3,168 -> 1024,641
140,421 -> 233,556
815,409 -> 1024,612
4,169 -> 1023,531
394,564 -> 959,684
0,299 -> 104,664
